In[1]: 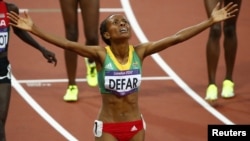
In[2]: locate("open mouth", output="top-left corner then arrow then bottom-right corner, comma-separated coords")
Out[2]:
120,27 -> 128,33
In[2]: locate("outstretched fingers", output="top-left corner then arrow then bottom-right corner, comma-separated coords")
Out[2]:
225,2 -> 238,18
7,11 -> 19,24
214,2 -> 221,11
7,11 -> 33,31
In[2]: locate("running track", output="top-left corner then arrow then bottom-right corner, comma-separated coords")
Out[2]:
6,0 -> 250,140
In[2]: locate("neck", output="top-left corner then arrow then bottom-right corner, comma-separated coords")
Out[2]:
110,43 -> 130,58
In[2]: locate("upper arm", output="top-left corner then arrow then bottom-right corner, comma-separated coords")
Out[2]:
72,44 -> 106,70
66,42 -> 105,63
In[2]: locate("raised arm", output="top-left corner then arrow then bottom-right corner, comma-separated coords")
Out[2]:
138,2 -> 238,58
7,11 -> 101,60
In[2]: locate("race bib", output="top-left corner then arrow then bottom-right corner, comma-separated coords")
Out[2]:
104,69 -> 141,96
0,32 -> 8,49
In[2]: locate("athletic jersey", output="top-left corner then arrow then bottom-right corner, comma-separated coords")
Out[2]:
0,1 -> 11,83
0,1 -> 10,53
98,45 -> 142,97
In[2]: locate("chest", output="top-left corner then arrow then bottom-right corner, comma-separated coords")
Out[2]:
102,51 -> 142,96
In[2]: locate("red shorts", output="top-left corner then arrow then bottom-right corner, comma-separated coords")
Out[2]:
93,116 -> 146,141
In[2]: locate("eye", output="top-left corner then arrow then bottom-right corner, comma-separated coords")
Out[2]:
123,20 -> 128,24
112,20 -> 119,25
123,20 -> 130,25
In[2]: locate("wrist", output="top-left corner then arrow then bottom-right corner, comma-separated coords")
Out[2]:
40,46 -> 46,52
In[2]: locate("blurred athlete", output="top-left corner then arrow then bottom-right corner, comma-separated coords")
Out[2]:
204,0 -> 242,102
59,0 -> 100,102
0,1 -> 57,140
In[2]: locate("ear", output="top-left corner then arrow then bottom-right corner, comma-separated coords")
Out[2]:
104,32 -> 110,39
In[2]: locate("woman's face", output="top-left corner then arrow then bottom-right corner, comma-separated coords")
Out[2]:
105,14 -> 131,41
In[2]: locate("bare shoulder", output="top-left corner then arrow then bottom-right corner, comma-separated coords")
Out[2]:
134,42 -> 152,60
96,45 -> 107,53
95,46 -> 107,59
134,42 -> 152,52
95,46 -> 108,69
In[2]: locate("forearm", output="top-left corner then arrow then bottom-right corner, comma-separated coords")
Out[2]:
175,18 -> 214,42
30,24 -> 70,50
14,29 -> 45,51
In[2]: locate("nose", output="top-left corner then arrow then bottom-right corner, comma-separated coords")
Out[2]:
120,21 -> 126,26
